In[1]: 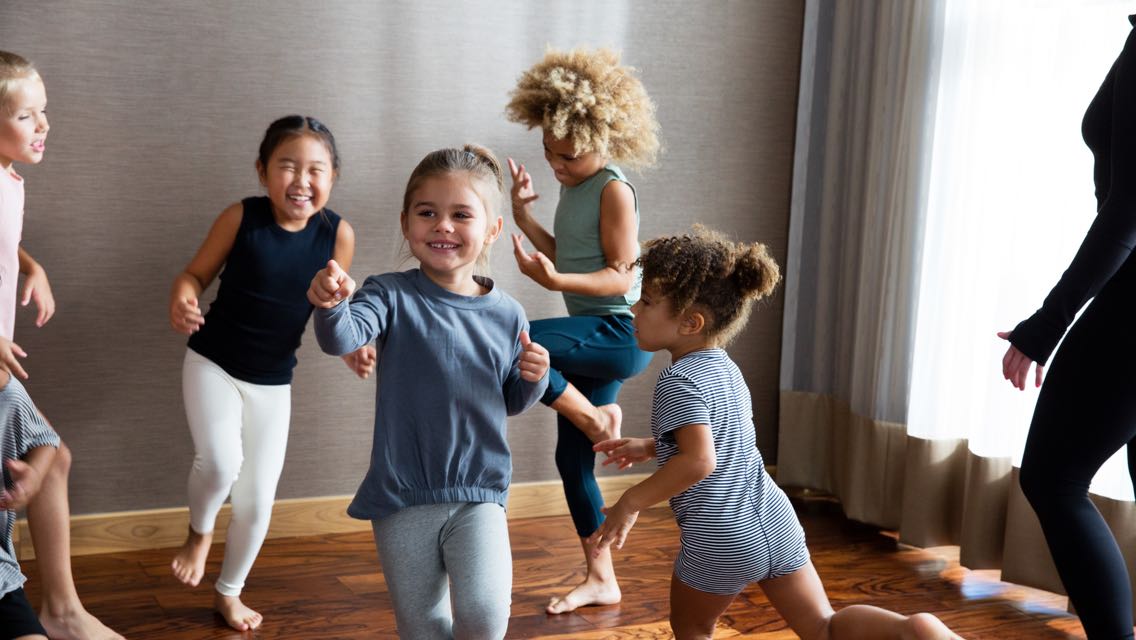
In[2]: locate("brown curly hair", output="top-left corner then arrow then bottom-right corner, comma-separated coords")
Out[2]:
506,47 -> 660,169
638,226 -> 780,344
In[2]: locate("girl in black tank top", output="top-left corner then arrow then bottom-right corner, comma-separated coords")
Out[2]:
166,116 -> 372,632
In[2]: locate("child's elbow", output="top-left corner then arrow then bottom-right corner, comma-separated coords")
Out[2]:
693,454 -> 716,481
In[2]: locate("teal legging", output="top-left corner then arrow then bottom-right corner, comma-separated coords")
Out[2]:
531,314 -> 653,537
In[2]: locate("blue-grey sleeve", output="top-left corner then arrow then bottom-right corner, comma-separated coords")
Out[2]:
503,318 -> 549,416
313,275 -> 391,356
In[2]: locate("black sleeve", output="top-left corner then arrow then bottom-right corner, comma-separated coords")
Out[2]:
1010,25 -> 1136,365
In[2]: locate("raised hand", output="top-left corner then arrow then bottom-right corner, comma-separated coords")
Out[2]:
0,336 -> 28,379
512,234 -> 559,290
342,344 -> 377,379
0,458 -> 44,511
308,259 -> 356,308
518,330 -> 549,382
21,265 -> 55,327
507,157 -> 540,221
170,295 -> 204,335
588,498 -> 640,557
594,437 -> 654,470
997,331 -> 1044,390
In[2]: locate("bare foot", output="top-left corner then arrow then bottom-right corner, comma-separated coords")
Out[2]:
215,592 -> 263,631
171,527 -> 212,587
546,576 -> 621,614
594,404 -> 622,443
38,606 -> 125,640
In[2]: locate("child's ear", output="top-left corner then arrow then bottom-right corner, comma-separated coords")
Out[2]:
255,160 -> 267,186
485,215 -> 504,245
680,310 -> 706,336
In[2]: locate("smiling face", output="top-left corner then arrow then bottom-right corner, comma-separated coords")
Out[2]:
542,130 -> 606,187
0,75 -> 49,171
401,171 -> 503,294
257,133 -> 335,230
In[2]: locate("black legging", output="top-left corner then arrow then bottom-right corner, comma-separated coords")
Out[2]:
1020,288 -> 1136,639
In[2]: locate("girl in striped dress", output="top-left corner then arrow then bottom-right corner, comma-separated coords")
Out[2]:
592,227 -> 962,640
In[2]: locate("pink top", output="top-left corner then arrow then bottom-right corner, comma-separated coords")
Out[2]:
0,170 -> 24,339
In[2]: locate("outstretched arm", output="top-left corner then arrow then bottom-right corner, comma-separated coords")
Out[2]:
589,424 -> 715,555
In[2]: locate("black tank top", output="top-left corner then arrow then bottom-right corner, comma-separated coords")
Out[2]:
188,196 -> 341,384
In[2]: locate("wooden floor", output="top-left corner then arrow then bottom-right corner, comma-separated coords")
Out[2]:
21,496 -> 1087,639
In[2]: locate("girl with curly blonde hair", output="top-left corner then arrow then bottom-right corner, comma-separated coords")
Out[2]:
592,227 -> 962,640
505,47 -> 660,614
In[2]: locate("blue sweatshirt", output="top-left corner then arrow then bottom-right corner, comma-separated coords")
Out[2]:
314,269 -> 548,520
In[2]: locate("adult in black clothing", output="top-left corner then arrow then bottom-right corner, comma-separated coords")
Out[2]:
1000,14 -> 1136,640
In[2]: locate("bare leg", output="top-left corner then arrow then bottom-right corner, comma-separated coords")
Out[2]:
170,525 -> 213,587
550,384 -> 621,443
669,574 -> 737,640
759,560 -> 962,640
214,592 -> 263,631
28,442 -> 125,640
546,535 -> 622,614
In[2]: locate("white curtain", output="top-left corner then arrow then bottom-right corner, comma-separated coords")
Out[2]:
781,0 -> 1136,600
910,0 -> 1134,498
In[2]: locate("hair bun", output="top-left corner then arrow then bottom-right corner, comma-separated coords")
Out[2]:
732,243 -> 780,300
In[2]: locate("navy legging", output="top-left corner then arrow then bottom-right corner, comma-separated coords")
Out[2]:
1019,290 -> 1136,640
530,314 -> 653,537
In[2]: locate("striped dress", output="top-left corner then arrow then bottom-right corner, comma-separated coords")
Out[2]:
652,348 -> 808,595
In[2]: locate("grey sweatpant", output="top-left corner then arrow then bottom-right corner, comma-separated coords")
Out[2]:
372,502 -> 511,639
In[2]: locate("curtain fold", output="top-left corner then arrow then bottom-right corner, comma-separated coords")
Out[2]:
780,0 -> 1136,608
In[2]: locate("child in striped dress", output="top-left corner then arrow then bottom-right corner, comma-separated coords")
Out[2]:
592,227 -> 962,640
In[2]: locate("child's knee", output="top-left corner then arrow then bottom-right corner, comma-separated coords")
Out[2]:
453,595 -> 509,640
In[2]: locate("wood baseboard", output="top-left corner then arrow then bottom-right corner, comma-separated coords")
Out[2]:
14,473 -> 654,560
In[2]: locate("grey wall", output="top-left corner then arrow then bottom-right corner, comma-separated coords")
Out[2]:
0,0 -> 803,515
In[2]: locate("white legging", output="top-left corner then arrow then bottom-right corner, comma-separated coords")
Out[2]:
182,349 -> 291,597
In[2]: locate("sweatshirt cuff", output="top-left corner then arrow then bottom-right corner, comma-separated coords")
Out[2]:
1009,311 -> 1066,366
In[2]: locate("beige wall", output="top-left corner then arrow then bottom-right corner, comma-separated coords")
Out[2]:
0,0 -> 803,515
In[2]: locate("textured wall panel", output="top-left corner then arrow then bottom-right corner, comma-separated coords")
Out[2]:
0,0 -> 802,514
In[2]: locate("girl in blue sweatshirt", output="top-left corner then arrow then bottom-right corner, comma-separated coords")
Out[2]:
308,144 -> 549,640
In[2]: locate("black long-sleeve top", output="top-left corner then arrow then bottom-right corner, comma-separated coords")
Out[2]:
1010,15 -> 1136,365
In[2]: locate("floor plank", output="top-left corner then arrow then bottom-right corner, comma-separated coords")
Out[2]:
19,495 -> 1086,639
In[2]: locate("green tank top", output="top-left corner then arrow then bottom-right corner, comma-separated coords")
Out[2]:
552,164 -> 641,317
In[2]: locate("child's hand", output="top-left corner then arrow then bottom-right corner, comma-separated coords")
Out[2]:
309,259 -> 355,308
0,336 -> 28,380
0,458 -> 44,511
518,330 -> 549,382
341,345 -> 377,379
512,234 -> 559,290
170,295 -> 204,335
507,158 -> 540,221
21,265 -> 55,327
594,438 -> 654,470
588,498 -> 640,556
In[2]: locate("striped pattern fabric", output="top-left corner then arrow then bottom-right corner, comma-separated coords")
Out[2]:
651,348 -> 808,595
0,377 -> 60,597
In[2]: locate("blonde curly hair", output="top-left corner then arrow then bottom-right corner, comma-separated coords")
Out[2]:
638,225 -> 780,345
506,47 -> 660,169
